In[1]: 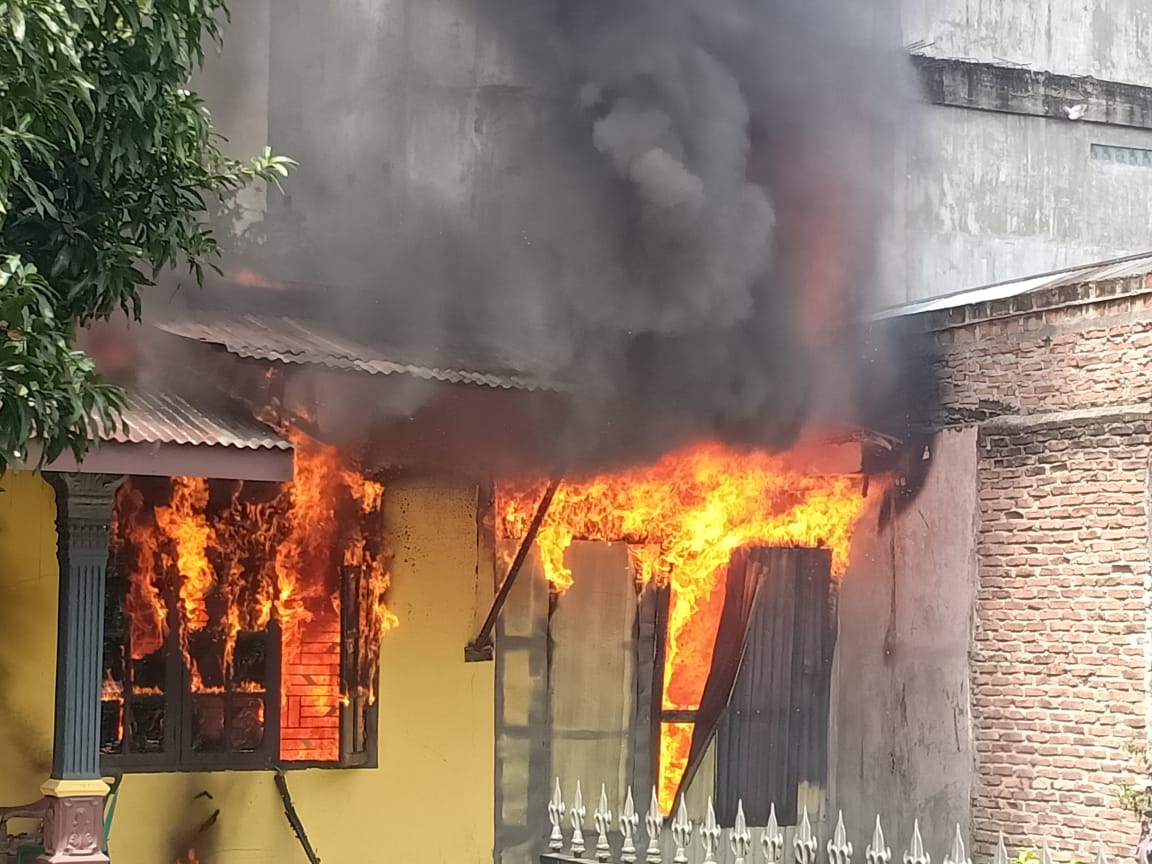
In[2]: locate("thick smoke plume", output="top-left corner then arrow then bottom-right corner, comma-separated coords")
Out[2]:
157,0 -> 931,473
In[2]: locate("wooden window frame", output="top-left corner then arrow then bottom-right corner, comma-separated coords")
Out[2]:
100,555 -> 379,775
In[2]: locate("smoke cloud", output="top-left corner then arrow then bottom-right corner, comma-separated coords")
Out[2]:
157,0 -> 931,473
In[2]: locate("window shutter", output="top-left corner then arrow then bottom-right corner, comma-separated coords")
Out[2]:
714,547 -> 836,827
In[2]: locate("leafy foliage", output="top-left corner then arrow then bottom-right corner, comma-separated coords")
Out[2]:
0,0 -> 293,470
1119,739 -> 1152,818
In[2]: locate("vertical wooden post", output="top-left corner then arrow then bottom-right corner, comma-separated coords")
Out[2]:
40,472 -> 124,864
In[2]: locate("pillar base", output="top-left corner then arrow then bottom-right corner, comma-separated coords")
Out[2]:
36,780 -> 109,864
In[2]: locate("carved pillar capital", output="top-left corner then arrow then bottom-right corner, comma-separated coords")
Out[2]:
46,473 -> 125,556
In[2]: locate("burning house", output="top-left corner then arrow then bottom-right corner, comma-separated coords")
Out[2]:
5,251 -> 1151,864
1,3 -> 1149,864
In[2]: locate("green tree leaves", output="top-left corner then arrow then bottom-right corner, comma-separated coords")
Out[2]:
0,0 -> 293,471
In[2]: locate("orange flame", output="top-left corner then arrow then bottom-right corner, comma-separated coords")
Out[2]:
108,432 -> 396,763
498,441 -> 868,812
113,484 -> 169,659
154,477 -> 216,639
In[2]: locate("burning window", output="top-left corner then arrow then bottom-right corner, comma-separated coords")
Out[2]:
99,439 -> 395,771
497,441 -> 865,815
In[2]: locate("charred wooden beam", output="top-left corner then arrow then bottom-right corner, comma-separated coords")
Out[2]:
465,478 -> 560,662
274,769 -> 321,864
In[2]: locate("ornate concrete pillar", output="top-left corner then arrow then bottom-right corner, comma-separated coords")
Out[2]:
40,473 -> 125,864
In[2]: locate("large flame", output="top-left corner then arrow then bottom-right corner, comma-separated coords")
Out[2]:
105,432 -> 395,762
497,441 -> 867,812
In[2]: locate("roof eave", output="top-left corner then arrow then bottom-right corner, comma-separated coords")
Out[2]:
22,441 -> 294,482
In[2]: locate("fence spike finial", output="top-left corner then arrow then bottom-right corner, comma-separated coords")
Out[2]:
621,787 -> 640,864
548,778 -> 566,853
731,800 -> 752,864
645,787 -> 664,864
700,796 -> 721,864
571,781 -> 587,858
867,816 -> 892,864
594,785 -> 613,863
943,825 -> 970,864
828,811 -> 854,864
795,807 -> 818,864
672,797 -> 693,864
1040,840 -> 1053,864
1094,840 -> 1109,864
993,833 -> 1008,864
762,803 -> 784,864
903,819 -> 930,864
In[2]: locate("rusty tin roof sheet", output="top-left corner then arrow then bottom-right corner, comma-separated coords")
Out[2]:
151,313 -> 563,392
110,388 -> 291,450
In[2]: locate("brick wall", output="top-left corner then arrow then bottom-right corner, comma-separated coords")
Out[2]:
931,283 -> 1152,422
919,278 -> 1152,859
280,612 -> 342,762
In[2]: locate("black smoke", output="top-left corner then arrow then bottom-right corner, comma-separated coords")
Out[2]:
156,0 -> 934,473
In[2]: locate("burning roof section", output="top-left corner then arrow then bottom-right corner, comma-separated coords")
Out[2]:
110,388 -> 291,451
149,312 -> 565,393
28,382 -> 294,481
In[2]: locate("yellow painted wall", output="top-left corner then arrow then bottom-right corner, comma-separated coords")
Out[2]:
0,472 -> 58,807
0,475 -> 496,864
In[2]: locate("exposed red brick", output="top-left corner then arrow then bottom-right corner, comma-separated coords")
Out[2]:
927,286 -> 1152,861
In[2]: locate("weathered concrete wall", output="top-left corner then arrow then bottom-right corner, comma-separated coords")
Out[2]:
194,2 -> 1152,312
901,0 -> 1152,87
880,105 -> 1152,305
832,428 -> 978,858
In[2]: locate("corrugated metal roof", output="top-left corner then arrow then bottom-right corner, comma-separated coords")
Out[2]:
150,313 -> 563,392
108,388 -> 291,450
871,251 -> 1152,320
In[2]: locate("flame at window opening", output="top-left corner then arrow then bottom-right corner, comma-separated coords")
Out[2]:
497,441 -> 870,813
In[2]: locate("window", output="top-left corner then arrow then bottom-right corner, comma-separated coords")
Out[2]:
99,471 -> 386,773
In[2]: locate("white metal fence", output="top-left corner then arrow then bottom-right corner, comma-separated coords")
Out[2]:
541,780 -> 1115,864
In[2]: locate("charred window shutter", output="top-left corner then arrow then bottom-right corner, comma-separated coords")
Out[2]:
339,564 -> 376,766
714,547 -> 836,827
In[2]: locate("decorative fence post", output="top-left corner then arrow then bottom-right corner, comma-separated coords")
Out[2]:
700,797 -> 721,864
904,820 -> 930,864
994,833 -> 1008,864
571,782 -> 587,858
795,808 -> 818,864
943,826 -> 970,864
762,803 -> 784,864
866,816 -> 891,864
731,801 -> 752,864
828,812 -> 854,864
672,798 -> 693,864
645,788 -> 663,864
549,779 -> 566,853
621,788 -> 639,864
594,786 -> 613,864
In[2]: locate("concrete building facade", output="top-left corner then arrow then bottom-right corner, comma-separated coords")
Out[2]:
882,0 -> 1152,304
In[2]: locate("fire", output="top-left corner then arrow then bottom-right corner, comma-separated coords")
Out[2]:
498,441 -> 868,813
107,431 -> 396,763
114,483 -> 169,659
